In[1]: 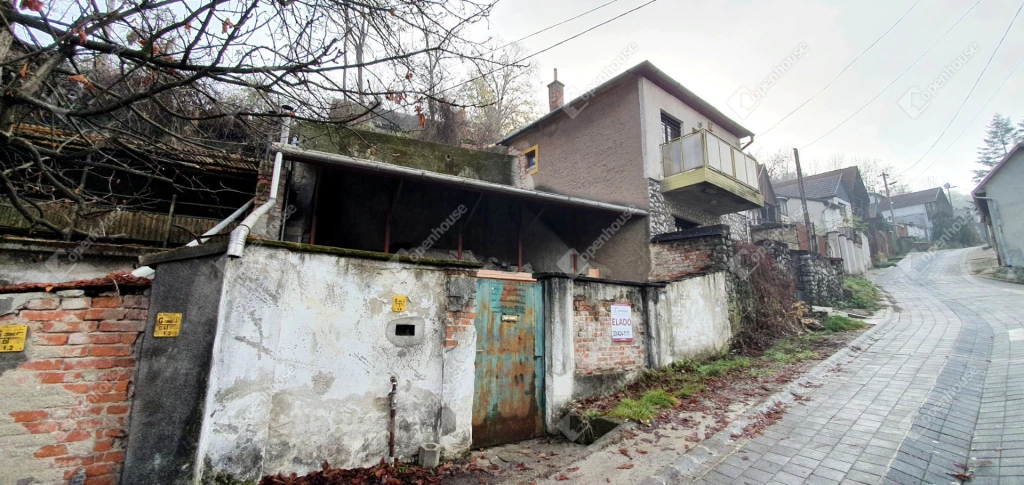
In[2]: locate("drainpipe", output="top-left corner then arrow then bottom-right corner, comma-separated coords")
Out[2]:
741,134 -> 755,151
974,196 -> 1008,265
227,109 -> 293,258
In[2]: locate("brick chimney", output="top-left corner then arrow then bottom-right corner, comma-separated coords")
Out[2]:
548,68 -> 564,112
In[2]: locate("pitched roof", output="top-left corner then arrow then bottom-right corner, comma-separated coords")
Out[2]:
498,60 -> 753,145
772,170 -> 845,200
973,142 -> 1024,194
878,188 -> 943,211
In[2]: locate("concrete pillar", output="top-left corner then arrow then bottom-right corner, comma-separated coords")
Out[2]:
837,234 -> 851,274
542,277 -> 575,432
827,232 -> 841,259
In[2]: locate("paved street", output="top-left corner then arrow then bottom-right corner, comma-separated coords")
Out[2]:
667,248 -> 1024,485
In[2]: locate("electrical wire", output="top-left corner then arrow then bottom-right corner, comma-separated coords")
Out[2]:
800,0 -> 982,150
482,0 -> 623,56
899,0 -> 1024,175
757,0 -> 922,139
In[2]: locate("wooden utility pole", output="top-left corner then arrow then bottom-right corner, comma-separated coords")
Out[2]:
882,172 -> 897,250
793,148 -> 814,251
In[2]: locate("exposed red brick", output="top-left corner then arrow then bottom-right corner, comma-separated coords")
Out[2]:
89,345 -> 131,357
96,450 -> 126,463
34,444 -> 68,458
98,320 -> 144,332
122,295 -> 148,309
124,309 -> 148,320
59,429 -> 92,442
33,333 -> 70,345
26,298 -> 60,310
63,357 -> 117,370
18,359 -> 63,371
42,320 -> 97,333
84,308 -> 126,321
22,420 -> 60,434
68,333 -> 124,345
84,475 -> 117,485
85,462 -> 114,476
105,404 -> 130,415
10,410 -> 48,422
24,310 -> 87,322
93,439 -> 114,452
90,296 -> 122,308
54,455 -> 96,468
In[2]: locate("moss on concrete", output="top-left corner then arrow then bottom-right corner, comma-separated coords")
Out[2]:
248,238 -> 484,268
296,123 -> 513,185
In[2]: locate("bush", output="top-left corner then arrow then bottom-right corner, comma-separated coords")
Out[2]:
731,243 -> 802,352
825,315 -> 867,332
839,277 -> 880,310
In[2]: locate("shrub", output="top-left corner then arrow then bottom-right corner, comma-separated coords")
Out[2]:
730,243 -> 802,352
825,315 -> 867,332
839,277 -> 881,310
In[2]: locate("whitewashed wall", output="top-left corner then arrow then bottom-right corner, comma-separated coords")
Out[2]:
195,245 -> 473,481
649,272 -> 732,367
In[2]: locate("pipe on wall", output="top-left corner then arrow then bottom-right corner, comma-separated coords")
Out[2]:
226,114 -> 292,258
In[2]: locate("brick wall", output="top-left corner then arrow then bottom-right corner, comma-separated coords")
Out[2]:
0,289 -> 148,485
444,272 -> 477,348
572,282 -> 645,376
649,229 -> 732,281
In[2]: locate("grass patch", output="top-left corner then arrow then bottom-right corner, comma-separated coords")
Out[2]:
673,382 -> 707,398
640,389 -> 679,408
824,315 -> 867,332
693,356 -> 752,378
762,338 -> 819,364
838,277 -> 881,310
607,398 -> 657,422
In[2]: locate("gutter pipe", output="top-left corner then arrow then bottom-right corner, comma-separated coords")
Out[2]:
226,115 -> 291,258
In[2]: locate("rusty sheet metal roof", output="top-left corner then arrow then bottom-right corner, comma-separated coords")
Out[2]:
12,124 -> 260,174
0,272 -> 151,294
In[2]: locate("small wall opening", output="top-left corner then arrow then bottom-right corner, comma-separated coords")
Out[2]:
395,324 -> 416,336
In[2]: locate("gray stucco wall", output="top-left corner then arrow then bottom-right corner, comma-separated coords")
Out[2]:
194,245 -> 473,482
984,152 -> 1024,266
506,78 -> 652,282
649,272 -> 732,367
122,253 -> 227,485
0,238 -> 155,286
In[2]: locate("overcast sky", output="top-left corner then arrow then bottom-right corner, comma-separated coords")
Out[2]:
482,0 -> 1024,194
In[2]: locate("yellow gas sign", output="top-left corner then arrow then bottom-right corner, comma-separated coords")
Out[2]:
392,296 -> 407,313
154,313 -> 183,337
0,324 -> 27,352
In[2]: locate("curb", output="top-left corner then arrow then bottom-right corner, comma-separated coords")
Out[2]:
638,305 -> 898,485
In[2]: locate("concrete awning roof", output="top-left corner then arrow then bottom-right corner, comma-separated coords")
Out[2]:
275,144 -> 648,217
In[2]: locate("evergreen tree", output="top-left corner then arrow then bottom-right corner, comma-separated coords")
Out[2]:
974,114 -> 1018,182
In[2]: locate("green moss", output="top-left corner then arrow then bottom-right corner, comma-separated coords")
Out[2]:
824,315 -> 867,332
296,123 -> 514,185
248,238 -> 483,268
640,389 -> 679,408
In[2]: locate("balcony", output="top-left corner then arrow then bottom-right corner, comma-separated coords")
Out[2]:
660,129 -> 764,215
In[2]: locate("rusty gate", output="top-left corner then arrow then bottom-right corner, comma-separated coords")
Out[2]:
472,278 -> 544,448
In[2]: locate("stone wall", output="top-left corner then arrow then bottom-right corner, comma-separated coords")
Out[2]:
646,179 -> 720,237
649,226 -> 732,281
0,288 -> 148,485
794,252 -> 845,306
750,223 -> 801,250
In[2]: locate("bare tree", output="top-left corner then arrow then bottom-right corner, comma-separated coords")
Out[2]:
461,39 -> 540,146
754,148 -> 796,182
1,0 -> 504,237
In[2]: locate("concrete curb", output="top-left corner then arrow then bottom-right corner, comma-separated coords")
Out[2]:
638,305 -> 898,485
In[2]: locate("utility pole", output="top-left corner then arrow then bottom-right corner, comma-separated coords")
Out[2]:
793,148 -> 815,251
882,172 -> 897,251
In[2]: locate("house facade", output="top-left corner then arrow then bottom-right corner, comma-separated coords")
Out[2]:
772,167 -> 869,235
497,61 -> 763,281
974,143 -> 1024,267
879,188 -> 954,241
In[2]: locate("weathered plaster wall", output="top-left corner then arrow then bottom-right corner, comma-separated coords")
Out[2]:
0,237 -> 155,286
571,280 -> 647,400
541,277 -> 575,431
196,245 -> 473,482
649,272 -> 732,367
983,152 -> 1024,266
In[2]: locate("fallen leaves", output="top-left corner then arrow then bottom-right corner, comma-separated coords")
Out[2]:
260,459 -> 449,485
618,448 -> 631,459
616,464 -> 634,470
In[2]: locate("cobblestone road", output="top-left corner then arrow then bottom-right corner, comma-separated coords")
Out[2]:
653,248 -> 1024,485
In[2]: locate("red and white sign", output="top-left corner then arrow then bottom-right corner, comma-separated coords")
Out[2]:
611,304 -> 633,342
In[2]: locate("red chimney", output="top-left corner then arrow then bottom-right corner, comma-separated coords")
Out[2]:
548,68 -> 564,112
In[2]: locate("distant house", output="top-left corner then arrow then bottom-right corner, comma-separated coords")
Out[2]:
772,167 -> 868,234
974,143 -> 1024,267
879,188 -> 953,241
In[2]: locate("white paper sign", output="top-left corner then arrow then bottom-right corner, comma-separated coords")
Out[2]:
610,304 -> 633,342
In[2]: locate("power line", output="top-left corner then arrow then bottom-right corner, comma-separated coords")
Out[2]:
440,0 -> 659,95
800,0 -> 982,151
483,0 -> 623,56
913,52 -> 1024,175
899,0 -> 1024,175
757,0 -> 922,138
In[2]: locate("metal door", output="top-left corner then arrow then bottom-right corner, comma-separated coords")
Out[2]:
472,279 -> 544,448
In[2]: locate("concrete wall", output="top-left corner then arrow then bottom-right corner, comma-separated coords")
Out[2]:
0,237 -> 156,286
649,272 -> 732,367
195,245 -> 473,482
983,152 -> 1024,266
0,288 -> 148,485
637,77 -> 742,180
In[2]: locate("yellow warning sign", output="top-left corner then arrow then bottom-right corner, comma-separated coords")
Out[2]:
0,324 -> 27,352
392,296 -> 407,313
154,313 -> 183,337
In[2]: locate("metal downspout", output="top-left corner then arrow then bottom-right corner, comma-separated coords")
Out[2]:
226,115 -> 291,258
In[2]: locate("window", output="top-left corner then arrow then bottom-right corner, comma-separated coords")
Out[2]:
661,113 -> 681,144
523,145 -> 539,175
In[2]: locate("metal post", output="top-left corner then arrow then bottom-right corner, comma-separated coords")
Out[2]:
388,376 -> 397,465
162,194 -> 177,248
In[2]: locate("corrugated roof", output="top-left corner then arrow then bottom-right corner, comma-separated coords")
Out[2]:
878,188 -> 943,210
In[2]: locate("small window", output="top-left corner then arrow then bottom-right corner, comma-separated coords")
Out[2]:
523,145 -> 539,175
661,113 -> 681,144
395,324 -> 416,336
